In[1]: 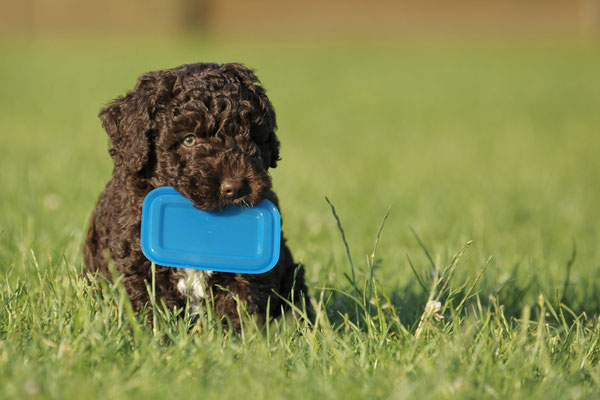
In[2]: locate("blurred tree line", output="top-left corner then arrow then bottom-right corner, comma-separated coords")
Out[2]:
0,0 -> 598,37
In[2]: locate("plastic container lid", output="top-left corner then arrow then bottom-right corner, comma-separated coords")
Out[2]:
140,186 -> 280,274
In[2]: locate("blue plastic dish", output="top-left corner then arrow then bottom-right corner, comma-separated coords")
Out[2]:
140,186 -> 281,274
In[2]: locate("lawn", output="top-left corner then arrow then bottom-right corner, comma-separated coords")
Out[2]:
1,36 -> 600,399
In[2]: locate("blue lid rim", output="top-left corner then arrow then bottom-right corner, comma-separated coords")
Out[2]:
140,186 -> 281,274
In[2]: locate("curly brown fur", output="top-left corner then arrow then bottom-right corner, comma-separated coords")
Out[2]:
84,63 -> 309,331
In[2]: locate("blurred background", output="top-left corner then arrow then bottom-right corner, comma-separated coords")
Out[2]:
1,0 -> 600,38
2,4 -> 600,397
1,0 -> 600,314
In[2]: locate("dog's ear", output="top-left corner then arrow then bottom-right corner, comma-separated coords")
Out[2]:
99,70 -> 176,174
266,120 -> 280,169
254,100 -> 280,169
223,63 -> 281,169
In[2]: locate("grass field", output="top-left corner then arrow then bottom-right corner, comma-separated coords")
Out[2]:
1,36 -> 600,399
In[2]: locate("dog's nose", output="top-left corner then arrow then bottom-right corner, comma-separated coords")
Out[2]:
221,178 -> 247,200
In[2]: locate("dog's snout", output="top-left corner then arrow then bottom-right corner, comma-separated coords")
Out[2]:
221,178 -> 247,200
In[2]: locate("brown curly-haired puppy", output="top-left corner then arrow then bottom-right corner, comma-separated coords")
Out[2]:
84,62 -> 309,330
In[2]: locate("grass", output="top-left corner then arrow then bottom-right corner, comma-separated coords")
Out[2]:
1,35 -> 600,399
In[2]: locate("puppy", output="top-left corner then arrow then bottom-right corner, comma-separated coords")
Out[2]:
84,63 -> 309,330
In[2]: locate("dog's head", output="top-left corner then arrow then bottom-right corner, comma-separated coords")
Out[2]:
100,63 -> 279,211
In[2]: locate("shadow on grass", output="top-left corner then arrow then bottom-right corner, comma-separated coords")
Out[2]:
321,198 -> 600,336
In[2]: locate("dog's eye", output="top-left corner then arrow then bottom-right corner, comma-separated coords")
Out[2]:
183,135 -> 197,148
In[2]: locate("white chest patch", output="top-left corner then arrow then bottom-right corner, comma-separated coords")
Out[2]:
174,269 -> 213,313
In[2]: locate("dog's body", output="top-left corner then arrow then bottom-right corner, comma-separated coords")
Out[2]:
84,63 -> 308,329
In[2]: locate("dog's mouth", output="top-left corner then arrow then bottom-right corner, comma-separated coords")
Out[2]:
225,195 -> 254,207
181,188 -> 265,212
190,197 -> 261,212
172,169 -> 271,212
